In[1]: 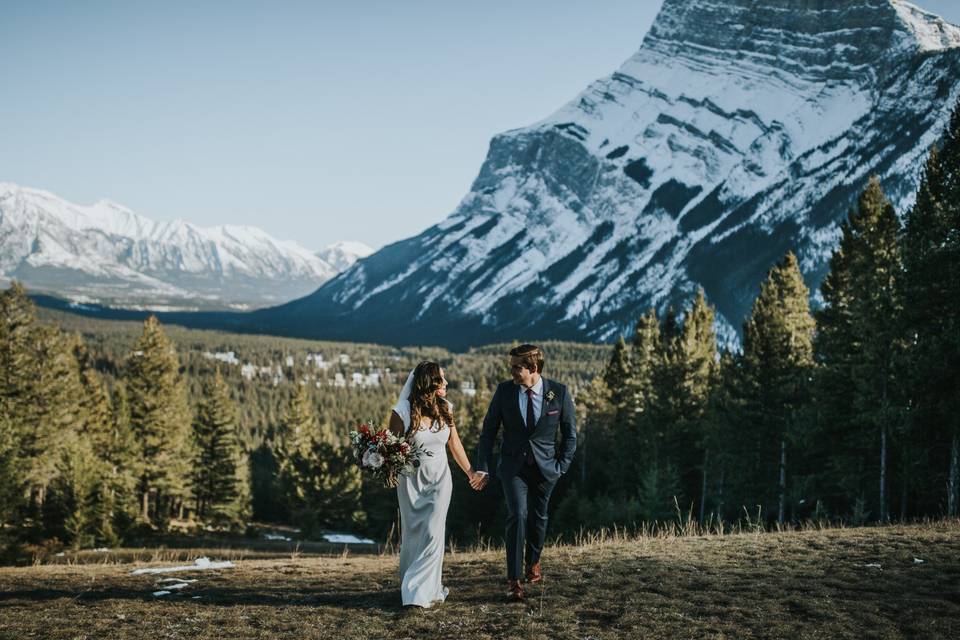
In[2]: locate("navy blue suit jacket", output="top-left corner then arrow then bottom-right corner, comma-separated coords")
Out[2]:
476,378 -> 577,482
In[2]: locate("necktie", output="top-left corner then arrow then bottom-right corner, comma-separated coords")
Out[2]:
525,387 -> 536,466
526,387 -> 536,430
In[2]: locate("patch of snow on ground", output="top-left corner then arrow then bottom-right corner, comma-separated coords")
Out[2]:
130,556 -> 235,575
263,533 -> 292,541
323,534 -> 375,544
158,578 -> 198,584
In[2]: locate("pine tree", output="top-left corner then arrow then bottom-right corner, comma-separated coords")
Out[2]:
278,384 -> 319,456
287,439 -> 365,535
0,283 -> 124,544
575,374 -> 619,496
42,433 -> 112,548
275,384 -> 315,507
276,385 -> 363,535
34,326 -> 89,473
813,210 -> 860,513
630,308 -> 661,420
646,306 -> 685,474
0,415 -> 24,541
0,285 -> 58,512
603,336 -> 633,420
816,177 -> 905,521
702,350 -> 742,520
0,284 -> 33,536
741,252 -> 816,524
191,370 -> 249,529
73,352 -> 128,544
125,316 -> 193,527
661,306 -> 681,345
611,308 -> 662,495
106,381 -> 141,537
677,289 -> 719,521
902,98 -> 960,516
641,307 -> 697,505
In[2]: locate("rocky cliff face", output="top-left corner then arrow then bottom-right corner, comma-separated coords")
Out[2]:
252,0 -> 960,348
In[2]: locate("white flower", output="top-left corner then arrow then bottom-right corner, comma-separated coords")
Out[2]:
362,449 -> 385,469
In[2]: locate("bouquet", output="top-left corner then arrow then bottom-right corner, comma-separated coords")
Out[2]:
349,422 -> 432,488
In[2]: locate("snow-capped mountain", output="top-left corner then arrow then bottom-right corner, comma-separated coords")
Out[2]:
0,183 -> 343,310
246,0 -> 960,349
316,241 -> 375,272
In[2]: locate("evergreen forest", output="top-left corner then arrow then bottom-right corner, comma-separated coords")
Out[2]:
0,102 -> 958,561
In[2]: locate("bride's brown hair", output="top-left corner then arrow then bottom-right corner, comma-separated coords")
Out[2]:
409,361 -> 455,433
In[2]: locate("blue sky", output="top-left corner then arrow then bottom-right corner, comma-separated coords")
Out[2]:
3,1 -> 959,251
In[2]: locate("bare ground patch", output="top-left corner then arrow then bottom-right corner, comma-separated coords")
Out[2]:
1,523 -> 958,639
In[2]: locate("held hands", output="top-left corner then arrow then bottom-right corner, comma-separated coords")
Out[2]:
467,469 -> 489,491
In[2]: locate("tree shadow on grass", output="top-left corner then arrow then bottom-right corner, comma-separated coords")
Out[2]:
0,573 -> 506,610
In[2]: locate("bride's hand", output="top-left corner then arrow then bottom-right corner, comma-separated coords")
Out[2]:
467,470 -> 487,490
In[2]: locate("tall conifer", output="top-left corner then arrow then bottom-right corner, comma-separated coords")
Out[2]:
678,290 -> 719,521
631,309 -> 661,420
742,252 -> 816,523
125,316 -> 193,527
192,370 -> 249,529
0,416 -> 23,539
902,99 -> 960,516
603,336 -> 633,420
816,177 -> 905,521
276,385 -> 363,534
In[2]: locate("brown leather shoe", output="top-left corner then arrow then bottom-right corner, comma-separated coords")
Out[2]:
506,579 -> 525,601
525,562 -> 542,584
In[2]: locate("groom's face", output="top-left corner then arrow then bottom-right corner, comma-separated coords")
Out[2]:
509,356 -> 538,388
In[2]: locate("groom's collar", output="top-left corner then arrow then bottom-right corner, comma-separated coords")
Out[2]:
523,377 -> 544,395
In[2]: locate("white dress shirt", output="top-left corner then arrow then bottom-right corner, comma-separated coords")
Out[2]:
518,376 -> 543,427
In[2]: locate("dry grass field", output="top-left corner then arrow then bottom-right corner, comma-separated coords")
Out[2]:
1,522 -> 959,639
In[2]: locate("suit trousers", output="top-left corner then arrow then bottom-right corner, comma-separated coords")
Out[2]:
501,462 -> 557,580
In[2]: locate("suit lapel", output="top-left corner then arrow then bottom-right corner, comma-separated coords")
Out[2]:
506,383 -> 524,431
534,378 -> 552,431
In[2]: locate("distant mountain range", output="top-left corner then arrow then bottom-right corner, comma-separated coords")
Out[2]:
0,183 -> 372,310
241,0 -> 960,348
315,241 -> 375,272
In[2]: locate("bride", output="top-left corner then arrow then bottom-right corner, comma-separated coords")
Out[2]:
388,361 -> 485,608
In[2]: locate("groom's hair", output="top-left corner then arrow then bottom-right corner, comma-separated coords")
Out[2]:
509,344 -> 544,374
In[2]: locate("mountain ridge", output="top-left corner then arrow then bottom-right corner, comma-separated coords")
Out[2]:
0,182 -> 370,311
241,0 -> 960,349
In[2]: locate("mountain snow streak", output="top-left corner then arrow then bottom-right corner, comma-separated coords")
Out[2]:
258,0 -> 960,348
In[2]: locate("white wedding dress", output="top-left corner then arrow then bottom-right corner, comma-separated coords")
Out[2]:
393,397 -> 451,608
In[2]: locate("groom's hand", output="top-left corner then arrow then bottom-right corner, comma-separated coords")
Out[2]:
469,471 -> 489,490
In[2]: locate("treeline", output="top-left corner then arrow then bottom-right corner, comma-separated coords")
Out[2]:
559,102 -> 960,530
0,293 -> 609,555
0,299 -> 254,554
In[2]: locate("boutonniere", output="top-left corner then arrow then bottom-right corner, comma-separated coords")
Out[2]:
545,389 -> 556,403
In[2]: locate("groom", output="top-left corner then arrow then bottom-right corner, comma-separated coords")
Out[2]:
474,344 -> 578,601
